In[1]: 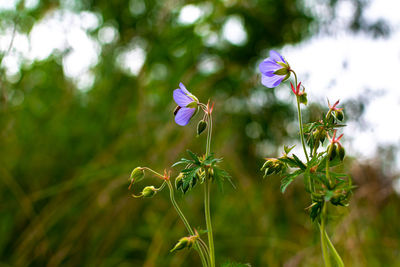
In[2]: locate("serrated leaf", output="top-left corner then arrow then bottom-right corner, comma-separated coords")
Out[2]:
213,166 -> 235,192
284,145 -> 296,154
292,154 -> 307,170
172,158 -> 194,167
180,166 -> 201,193
187,150 -> 201,164
280,169 -> 303,193
278,157 -> 298,168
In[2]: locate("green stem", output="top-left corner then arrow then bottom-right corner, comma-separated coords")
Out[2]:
319,203 -> 331,267
293,71 -> 312,192
204,112 -> 215,267
295,95 -> 310,163
166,180 -> 208,266
326,146 -> 333,189
325,230 -> 345,267
204,177 -> 214,267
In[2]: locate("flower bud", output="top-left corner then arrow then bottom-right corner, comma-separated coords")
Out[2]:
328,144 -> 337,161
175,173 -> 184,190
170,237 -> 194,252
337,144 -> 345,161
299,93 -> 308,105
335,110 -> 344,121
130,167 -> 145,184
142,186 -> 157,198
197,120 -> 207,136
327,112 -> 335,124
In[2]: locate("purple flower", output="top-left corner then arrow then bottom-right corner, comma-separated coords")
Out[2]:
173,83 -> 199,126
259,50 -> 290,88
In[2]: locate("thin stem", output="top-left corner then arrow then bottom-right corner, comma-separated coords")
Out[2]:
293,71 -> 312,192
319,203 -> 331,267
198,237 -> 211,266
325,230 -> 345,267
141,167 -> 164,179
326,146 -> 333,189
296,96 -> 310,163
166,181 -> 208,266
204,111 -> 215,267
204,176 -> 215,267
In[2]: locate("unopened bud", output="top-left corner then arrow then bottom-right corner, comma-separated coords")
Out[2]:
142,186 -> 157,198
197,120 -> 207,136
337,144 -> 345,161
299,92 -> 308,105
130,167 -> 145,184
335,110 -> 344,121
170,237 -> 194,252
328,144 -> 337,161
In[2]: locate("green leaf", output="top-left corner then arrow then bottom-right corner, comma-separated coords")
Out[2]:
292,154 -> 307,170
172,158 -> 194,167
187,150 -> 201,165
284,145 -> 296,154
280,169 -> 303,193
222,261 -> 251,267
180,166 -> 201,193
310,201 -> 323,221
213,166 -> 235,192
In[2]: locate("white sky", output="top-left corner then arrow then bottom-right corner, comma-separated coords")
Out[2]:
281,0 -> 400,171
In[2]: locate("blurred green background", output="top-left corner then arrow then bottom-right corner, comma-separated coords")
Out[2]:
1,0 -> 399,266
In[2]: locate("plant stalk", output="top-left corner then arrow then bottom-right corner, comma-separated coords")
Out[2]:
204,112 -> 215,267
319,203 -> 331,267
166,180 -> 208,266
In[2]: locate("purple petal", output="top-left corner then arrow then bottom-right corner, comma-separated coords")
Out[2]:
269,50 -> 286,63
179,82 -> 191,95
173,89 -> 193,107
261,74 -> 285,88
175,107 -> 196,126
259,59 -> 282,76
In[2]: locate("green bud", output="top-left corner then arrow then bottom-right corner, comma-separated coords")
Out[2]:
327,112 -> 335,124
335,110 -> 344,121
337,144 -> 345,161
197,120 -> 207,136
175,173 -> 184,190
142,186 -> 156,198
130,167 -> 145,184
186,101 -> 198,109
170,237 -> 193,252
299,93 -> 308,105
261,160 -> 273,171
328,144 -> 337,161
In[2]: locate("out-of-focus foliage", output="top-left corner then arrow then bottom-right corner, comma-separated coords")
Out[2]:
0,0 -> 399,266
